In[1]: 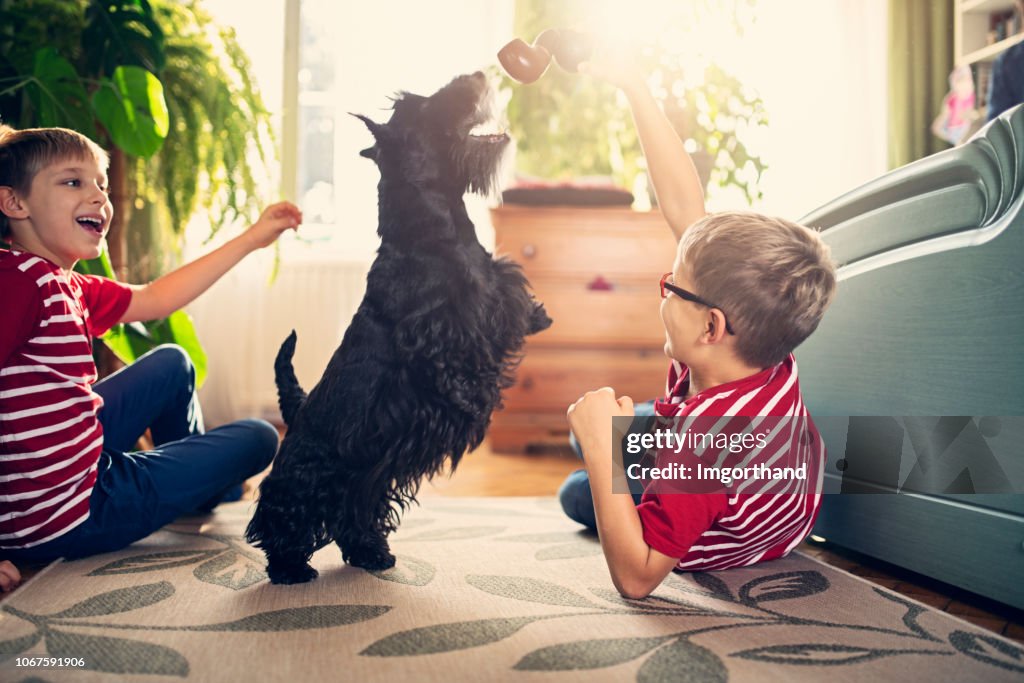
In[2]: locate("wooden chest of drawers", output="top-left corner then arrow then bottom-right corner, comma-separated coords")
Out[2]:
489,206 -> 679,452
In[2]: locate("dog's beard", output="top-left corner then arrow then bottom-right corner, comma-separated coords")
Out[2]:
454,138 -> 510,197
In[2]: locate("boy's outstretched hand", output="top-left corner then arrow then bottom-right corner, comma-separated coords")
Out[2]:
0,560 -> 21,593
246,201 -> 303,250
578,41 -> 645,94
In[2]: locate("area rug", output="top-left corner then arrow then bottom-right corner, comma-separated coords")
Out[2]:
1,497 -> 1022,682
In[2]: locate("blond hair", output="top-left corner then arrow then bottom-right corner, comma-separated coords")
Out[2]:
0,125 -> 109,239
679,211 -> 837,368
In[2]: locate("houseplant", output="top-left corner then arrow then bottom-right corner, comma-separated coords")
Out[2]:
505,0 -> 767,205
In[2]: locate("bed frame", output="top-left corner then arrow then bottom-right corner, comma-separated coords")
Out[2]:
797,104 -> 1024,609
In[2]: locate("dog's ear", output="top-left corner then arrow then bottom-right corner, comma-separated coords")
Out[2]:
352,113 -> 385,162
351,113 -> 384,139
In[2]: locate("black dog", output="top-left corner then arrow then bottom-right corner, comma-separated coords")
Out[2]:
246,72 -> 552,584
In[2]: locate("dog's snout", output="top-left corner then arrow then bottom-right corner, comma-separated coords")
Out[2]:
471,71 -> 486,82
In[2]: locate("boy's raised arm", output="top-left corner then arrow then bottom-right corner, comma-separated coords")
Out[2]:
579,52 -> 706,241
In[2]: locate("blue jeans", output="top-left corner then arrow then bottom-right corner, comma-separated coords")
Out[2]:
558,400 -> 654,530
4,345 -> 279,563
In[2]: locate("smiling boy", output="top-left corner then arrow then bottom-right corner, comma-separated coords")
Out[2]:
0,125 -> 301,570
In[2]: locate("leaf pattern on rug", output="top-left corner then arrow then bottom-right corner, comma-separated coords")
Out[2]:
45,630 -> 189,677
46,582 -> 175,618
186,605 -> 392,632
514,635 -> 677,671
498,531 -> 603,561
0,581 -> 392,675
732,643 -> 945,666
369,555 -> 436,586
193,550 -> 265,590
361,616 -> 549,656
87,533 -> 268,591
737,571 -> 830,605
691,573 -> 735,602
588,587 -> 718,615
87,550 -> 222,576
871,586 -> 941,642
467,575 -> 601,609
949,630 -> 1024,672
637,638 -> 728,683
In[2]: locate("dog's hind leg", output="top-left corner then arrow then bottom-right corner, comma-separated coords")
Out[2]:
265,552 -> 320,585
247,476 -> 322,585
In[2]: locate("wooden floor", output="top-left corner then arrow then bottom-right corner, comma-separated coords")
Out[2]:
6,438 -> 1022,646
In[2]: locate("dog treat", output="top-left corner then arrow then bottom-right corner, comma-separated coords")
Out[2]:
498,28 -> 594,83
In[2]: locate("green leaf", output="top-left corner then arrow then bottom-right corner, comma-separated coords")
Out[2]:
88,550 -> 221,576
466,575 -> 600,609
46,629 -> 189,676
92,65 -> 168,158
84,0 -> 166,76
638,638 -> 728,683
75,250 -> 117,278
361,616 -> 542,656
191,605 -> 391,632
0,630 -> 43,660
164,310 -> 207,386
369,555 -> 436,586
192,550 -> 265,590
515,635 -> 676,671
25,48 -> 96,137
48,582 -> 174,618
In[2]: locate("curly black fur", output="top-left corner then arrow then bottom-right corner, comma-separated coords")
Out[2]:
246,72 -> 552,584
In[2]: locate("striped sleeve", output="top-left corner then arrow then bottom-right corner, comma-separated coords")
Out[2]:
73,273 -> 132,337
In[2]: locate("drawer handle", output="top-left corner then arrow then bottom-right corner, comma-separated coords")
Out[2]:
521,243 -> 537,259
521,377 -> 535,390
587,275 -> 614,291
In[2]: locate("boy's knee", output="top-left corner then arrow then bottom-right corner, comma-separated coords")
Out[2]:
148,344 -> 195,387
235,418 -> 279,469
558,469 -> 591,520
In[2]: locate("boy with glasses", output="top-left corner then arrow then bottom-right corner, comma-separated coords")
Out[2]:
559,55 -> 837,599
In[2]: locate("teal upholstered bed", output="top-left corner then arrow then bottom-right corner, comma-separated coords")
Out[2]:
796,104 -> 1024,609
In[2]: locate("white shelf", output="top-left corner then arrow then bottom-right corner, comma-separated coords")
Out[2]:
961,0 -> 1015,15
962,31 -> 1024,64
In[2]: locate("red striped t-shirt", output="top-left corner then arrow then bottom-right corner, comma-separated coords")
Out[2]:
636,354 -> 825,570
0,249 -> 132,549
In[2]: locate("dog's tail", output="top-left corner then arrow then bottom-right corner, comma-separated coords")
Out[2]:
275,330 -> 307,426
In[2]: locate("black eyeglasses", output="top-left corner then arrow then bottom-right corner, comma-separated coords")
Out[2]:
660,272 -> 736,335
